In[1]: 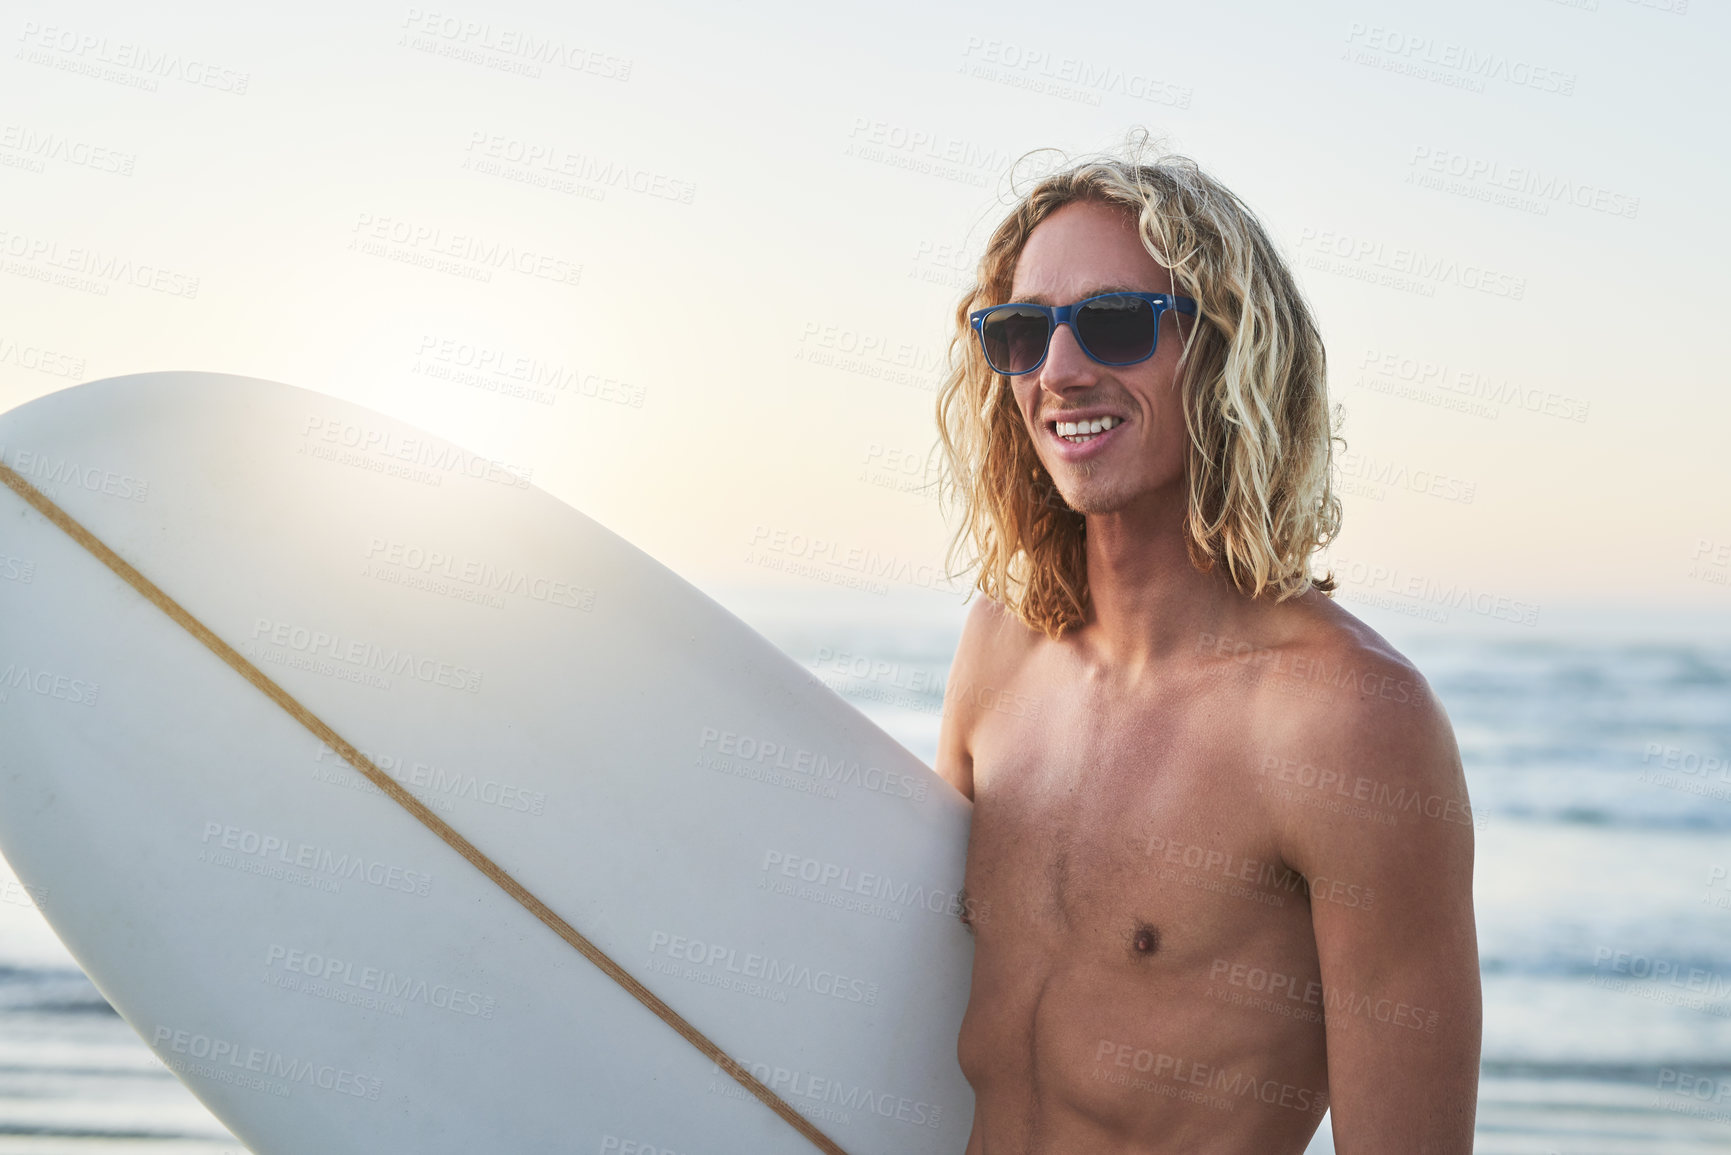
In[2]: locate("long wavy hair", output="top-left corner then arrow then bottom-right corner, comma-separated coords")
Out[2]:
935,134 -> 1342,641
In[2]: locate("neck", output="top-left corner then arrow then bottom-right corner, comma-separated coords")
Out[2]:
1075,486 -> 1258,679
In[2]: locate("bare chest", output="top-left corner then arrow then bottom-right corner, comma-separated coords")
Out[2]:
961,672 -> 1301,962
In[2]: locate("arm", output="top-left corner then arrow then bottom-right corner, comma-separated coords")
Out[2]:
934,594 -> 1004,802
1272,669 -> 1482,1154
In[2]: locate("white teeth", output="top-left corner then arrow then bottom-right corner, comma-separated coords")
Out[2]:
1054,415 -> 1122,442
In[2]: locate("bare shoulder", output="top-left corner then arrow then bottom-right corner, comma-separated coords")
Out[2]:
1276,599 -> 1452,760
1230,594 -> 1472,865
934,593 -> 1035,801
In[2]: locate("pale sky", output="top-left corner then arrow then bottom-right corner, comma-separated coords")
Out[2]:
3,0 -> 1726,635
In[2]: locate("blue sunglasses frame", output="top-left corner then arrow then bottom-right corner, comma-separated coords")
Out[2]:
968,291 -> 1198,376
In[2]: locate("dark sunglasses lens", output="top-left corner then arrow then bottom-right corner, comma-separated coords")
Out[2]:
1075,295 -> 1157,364
981,306 -> 1050,374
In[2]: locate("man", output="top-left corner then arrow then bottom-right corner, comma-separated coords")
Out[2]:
931,146 -> 1481,1154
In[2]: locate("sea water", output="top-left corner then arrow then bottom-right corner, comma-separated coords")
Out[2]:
2,588 -> 1728,1154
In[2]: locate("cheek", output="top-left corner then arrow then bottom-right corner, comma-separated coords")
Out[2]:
1154,364 -> 1190,425
1012,390 -> 1043,436
1136,393 -> 1190,467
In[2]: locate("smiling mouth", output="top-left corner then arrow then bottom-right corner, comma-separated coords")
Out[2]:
1047,414 -> 1126,445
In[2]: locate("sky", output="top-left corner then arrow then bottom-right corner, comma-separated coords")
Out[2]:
0,6 -> 1727,1150
2,0 -> 1727,636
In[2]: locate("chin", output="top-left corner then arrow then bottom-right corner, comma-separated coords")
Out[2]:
1051,481 -> 1131,517
1049,469 -> 1180,517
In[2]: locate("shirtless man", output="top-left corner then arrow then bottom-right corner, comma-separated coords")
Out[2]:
931,150 -> 1481,1153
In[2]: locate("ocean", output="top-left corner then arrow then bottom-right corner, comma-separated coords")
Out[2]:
3,588 -> 1728,1155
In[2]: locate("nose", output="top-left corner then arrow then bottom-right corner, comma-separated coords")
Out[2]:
1035,319 -> 1099,394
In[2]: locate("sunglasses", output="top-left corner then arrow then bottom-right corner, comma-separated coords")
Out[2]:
969,291 -> 1198,376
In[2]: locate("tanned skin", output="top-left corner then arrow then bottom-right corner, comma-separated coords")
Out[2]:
934,200 -> 1481,1154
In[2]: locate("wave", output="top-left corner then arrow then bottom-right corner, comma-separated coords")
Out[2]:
0,1123 -> 209,1139
1480,955 -> 1731,980
0,964 -> 115,1015
1481,1057 -> 1731,1082
1484,804 -> 1731,831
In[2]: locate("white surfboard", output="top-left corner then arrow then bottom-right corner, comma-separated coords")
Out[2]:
0,372 -> 976,1154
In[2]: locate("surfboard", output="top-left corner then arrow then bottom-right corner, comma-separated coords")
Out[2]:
0,372 -> 976,1154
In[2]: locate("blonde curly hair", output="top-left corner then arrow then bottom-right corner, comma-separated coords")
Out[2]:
935,133 -> 1342,641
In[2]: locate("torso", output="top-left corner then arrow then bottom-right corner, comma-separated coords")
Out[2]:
952,605 -> 1348,1154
